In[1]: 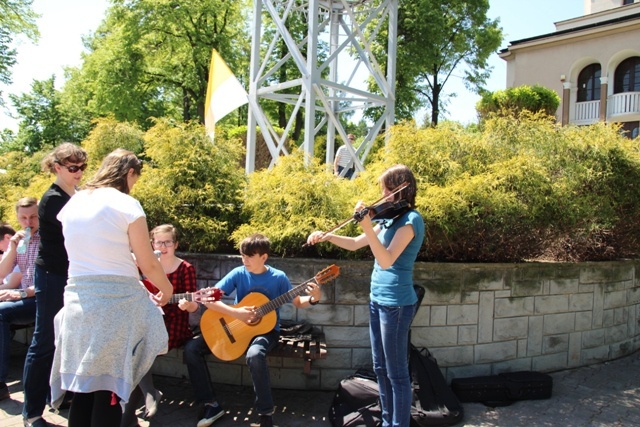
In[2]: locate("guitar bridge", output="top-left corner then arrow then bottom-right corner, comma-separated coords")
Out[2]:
219,318 -> 236,343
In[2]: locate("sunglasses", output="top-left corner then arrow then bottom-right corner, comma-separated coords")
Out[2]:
61,164 -> 88,173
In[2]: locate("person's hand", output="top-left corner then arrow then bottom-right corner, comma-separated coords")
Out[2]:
0,290 -> 20,301
235,305 -> 259,325
354,200 -> 372,228
178,299 -> 198,312
305,283 -> 322,302
152,291 -> 171,306
307,231 -> 332,246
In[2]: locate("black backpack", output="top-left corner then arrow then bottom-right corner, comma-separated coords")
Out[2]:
409,344 -> 464,426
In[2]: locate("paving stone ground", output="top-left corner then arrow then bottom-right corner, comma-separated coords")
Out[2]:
2,341 -> 640,426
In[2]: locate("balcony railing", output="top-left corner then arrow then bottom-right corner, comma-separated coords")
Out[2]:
608,91 -> 640,118
574,100 -> 600,125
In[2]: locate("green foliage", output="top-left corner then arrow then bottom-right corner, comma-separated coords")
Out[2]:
0,148 -> 50,228
61,0 -> 250,129
2,115 -> 640,263
82,117 -> 145,170
0,0 -> 39,96
368,0 -> 503,125
477,85 -> 561,120
232,150 -> 365,258
134,119 -> 246,253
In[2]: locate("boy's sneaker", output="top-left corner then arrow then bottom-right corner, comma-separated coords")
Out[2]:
196,402 -> 224,427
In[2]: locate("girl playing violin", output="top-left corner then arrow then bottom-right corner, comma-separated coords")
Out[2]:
307,164 -> 425,427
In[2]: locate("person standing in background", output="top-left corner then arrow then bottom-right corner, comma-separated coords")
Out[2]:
334,134 -> 357,179
21,143 -> 88,427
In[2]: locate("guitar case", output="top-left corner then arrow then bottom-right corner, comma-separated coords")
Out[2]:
450,371 -> 553,407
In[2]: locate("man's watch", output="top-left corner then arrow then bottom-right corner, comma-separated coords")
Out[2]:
18,289 -> 28,299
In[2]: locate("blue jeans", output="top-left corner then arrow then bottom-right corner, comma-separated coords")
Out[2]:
369,301 -> 416,427
0,297 -> 36,382
22,266 -> 66,419
246,330 -> 279,415
184,330 -> 278,415
183,334 -> 218,404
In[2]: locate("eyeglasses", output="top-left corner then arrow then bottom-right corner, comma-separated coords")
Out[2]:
152,240 -> 174,248
61,163 -> 87,173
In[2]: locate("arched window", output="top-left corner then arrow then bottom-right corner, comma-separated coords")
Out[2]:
577,64 -> 601,102
614,56 -> 640,93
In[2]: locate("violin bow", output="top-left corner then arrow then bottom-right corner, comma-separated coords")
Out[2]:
306,181 -> 409,244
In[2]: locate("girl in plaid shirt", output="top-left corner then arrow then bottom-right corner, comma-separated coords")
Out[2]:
122,224 -> 198,425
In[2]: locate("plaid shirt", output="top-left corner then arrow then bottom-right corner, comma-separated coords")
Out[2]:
143,260 -> 197,350
14,229 -> 41,289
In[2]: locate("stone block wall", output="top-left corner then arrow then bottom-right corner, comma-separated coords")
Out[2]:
155,255 -> 640,391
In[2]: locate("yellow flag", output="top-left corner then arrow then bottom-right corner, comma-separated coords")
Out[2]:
204,49 -> 248,139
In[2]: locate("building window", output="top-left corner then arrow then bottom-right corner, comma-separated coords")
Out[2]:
623,0 -> 634,6
577,64 -> 601,102
614,57 -> 640,93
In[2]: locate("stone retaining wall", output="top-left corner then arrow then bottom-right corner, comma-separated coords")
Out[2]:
150,255 -> 640,391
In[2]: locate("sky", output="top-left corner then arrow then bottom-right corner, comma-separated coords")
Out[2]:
0,0 -> 584,132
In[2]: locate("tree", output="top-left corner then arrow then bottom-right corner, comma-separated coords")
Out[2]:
6,77 -> 80,152
381,0 -> 502,126
0,0 -> 39,106
62,0 -> 250,129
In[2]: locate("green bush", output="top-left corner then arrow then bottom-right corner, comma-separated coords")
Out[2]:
2,116 -> 639,262
477,85 -> 560,120
246,115 -> 640,262
134,119 -> 246,252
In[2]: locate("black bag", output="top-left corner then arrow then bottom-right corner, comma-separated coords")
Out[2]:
450,371 -> 553,407
328,369 -> 381,426
409,345 -> 464,426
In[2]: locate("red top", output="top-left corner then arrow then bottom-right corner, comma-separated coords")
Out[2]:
143,260 -> 197,350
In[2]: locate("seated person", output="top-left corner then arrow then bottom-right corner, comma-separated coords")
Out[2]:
0,198 -> 40,401
121,224 -> 199,426
189,233 -> 322,427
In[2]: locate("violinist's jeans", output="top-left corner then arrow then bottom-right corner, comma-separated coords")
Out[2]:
369,301 -> 415,427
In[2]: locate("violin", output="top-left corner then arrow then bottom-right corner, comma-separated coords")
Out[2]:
303,182 -> 411,247
354,200 -> 410,223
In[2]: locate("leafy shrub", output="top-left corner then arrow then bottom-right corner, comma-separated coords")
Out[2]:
249,115 -> 640,262
134,119 -> 246,252
477,84 -> 560,120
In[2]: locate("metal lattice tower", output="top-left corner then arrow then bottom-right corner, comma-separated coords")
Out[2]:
245,0 -> 398,175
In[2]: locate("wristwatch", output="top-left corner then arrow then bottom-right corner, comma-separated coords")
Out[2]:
18,289 -> 28,299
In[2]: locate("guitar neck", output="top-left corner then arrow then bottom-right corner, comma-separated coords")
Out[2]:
255,277 -> 317,318
168,292 -> 197,304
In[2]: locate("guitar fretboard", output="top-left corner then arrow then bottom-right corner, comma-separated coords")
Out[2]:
255,278 -> 318,317
168,292 -> 198,304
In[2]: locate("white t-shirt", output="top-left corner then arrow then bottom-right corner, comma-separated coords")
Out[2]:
335,145 -> 353,169
58,187 -> 145,278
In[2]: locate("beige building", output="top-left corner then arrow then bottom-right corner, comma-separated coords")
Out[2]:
499,0 -> 640,138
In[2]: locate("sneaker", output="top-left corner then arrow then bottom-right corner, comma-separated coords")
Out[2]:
23,418 -> 51,427
144,389 -> 162,418
0,382 -> 9,401
196,402 -> 224,427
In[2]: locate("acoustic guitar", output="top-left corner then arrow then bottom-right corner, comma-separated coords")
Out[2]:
200,264 -> 340,361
